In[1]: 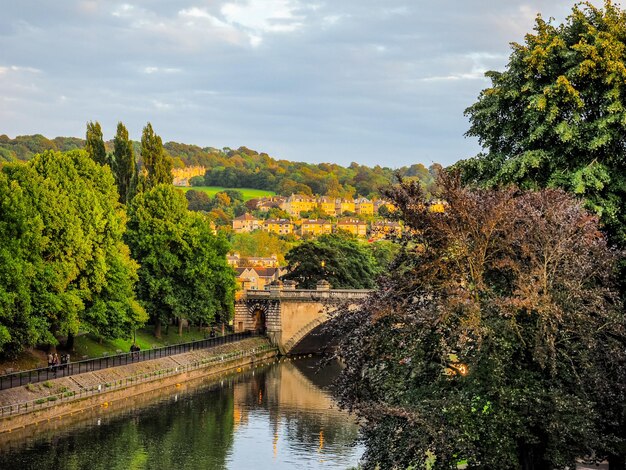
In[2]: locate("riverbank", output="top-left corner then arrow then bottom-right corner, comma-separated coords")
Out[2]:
0,337 -> 277,434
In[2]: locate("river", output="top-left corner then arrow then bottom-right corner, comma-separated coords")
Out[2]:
0,356 -> 362,469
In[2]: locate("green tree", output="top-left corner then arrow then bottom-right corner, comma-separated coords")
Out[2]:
112,122 -> 137,204
0,150 -> 143,356
185,189 -> 211,211
284,233 -> 380,289
85,121 -> 108,166
331,177 -> 625,470
139,123 -> 173,191
126,185 -> 236,337
459,1 -> 626,247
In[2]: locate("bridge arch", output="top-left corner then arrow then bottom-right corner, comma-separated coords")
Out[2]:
234,286 -> 371,355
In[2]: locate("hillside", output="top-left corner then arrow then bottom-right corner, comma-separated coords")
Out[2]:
0,134 -> 439,198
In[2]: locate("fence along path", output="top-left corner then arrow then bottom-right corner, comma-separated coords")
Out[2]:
0,331 -> 254,391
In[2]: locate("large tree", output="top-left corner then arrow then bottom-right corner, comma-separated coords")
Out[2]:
331,176 -> 625,470
284,233 -> 380,289
126,185 -> 236,337
85,121 -> 108,166
139,122 -> 173,191
112,122 -> 137,204
459,1 -> 626,247
0,150 -> 143,356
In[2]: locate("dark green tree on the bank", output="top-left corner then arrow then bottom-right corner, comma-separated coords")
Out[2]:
112,122 -> 137,204
125,184 -> 236,338
331,176 -> 625,470
139,123 -> 173,191
458,1 -> 626,247
0,150 -> 145,357
284,233 -> 380,289
85,121 -> 108,166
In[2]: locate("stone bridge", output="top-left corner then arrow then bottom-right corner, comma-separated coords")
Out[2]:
234,280 -> 371,355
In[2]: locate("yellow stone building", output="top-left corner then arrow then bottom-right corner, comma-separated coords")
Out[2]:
317,196 -> 337,216
299,219 -> 332,236
232,213 -> 260,233
354,197 -> 374,216
281,194 -> 317,217
262,218 -> 294,235
336,218 -> 368,237
335,199 -> 356,215
370,220 -> 402,240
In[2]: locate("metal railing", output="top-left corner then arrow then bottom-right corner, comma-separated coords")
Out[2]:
0,343 -> 276,418
0,331 -> 256,391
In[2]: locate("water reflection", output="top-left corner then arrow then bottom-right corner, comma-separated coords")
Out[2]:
0,357 -> 361,469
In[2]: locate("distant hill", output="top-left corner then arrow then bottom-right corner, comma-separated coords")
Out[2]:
0,134 -> 439,198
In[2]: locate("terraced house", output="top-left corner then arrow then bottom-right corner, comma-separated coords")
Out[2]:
336,218 -> 368,237
232,213 -> 260,233
299,219 -> 332,237
262,218 -> 294,235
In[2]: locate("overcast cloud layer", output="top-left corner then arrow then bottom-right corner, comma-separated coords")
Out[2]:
0,1 -> 603,167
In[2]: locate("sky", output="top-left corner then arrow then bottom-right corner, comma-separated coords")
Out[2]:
0,1 -> 604,167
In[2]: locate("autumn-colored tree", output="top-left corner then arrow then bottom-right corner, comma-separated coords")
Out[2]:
331,175 -> 625,470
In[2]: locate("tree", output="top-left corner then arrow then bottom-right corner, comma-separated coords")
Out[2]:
139,123 -> 173,191
126,185 -> 236,337
331,176 -> 625,470
112,122 -> 137,204
284,233 -> 380,289
85,121 -> 108,166
459,1 -> 626,248
0,150 -> 143,356
185,189 -> 211,212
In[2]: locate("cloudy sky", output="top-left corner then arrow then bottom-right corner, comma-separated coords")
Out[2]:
0,1 -> 603,167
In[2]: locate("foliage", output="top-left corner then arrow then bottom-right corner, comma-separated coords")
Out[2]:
85,121 -> 108,166
330,176 -> 625,469
459,1 -> 626,247
0,150 -> 143,357
112,122 -> 137,204
284,233 -> 380,289
229,231 -> 295,264
185,189 -> 212,212
138,123 -> 173,191
125,185 -> 236,335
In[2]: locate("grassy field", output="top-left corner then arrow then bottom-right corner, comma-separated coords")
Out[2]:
177,186 -> 276,201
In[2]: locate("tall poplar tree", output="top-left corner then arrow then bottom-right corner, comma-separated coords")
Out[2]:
140,122 -> 173,191
85,121 -> 108,166
112,122 -> 137,204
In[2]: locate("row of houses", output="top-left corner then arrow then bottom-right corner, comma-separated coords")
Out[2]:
254,194 -> 395,217
233,214 -> 402,239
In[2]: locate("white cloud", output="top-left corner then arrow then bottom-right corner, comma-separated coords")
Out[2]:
221,0 -> 305,33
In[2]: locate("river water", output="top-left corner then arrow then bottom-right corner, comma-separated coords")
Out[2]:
0,357 -> 362,469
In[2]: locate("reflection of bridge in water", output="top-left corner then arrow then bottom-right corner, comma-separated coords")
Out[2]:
232,356 -> 360,459
234,280 -> 372,355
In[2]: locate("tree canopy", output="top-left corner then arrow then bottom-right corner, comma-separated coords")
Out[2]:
85,121 -> 108,166
284,233 -> 380,289
459,1 -> 626,247
139,123 -> 173,191
0,150 -> 144,356
125,185 -> 236,337
112,122 -> 137,204
331,176 -> 625,469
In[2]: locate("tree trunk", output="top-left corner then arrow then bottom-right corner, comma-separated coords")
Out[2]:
519,443 -> 550,470
154,322 -> 162,339
178,319 -> 183,337
609,454 -> 626,470
66,332 -> 75,350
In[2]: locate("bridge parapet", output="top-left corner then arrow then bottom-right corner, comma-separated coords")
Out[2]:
235,284 -> 372,355
244,289 -> 373,302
